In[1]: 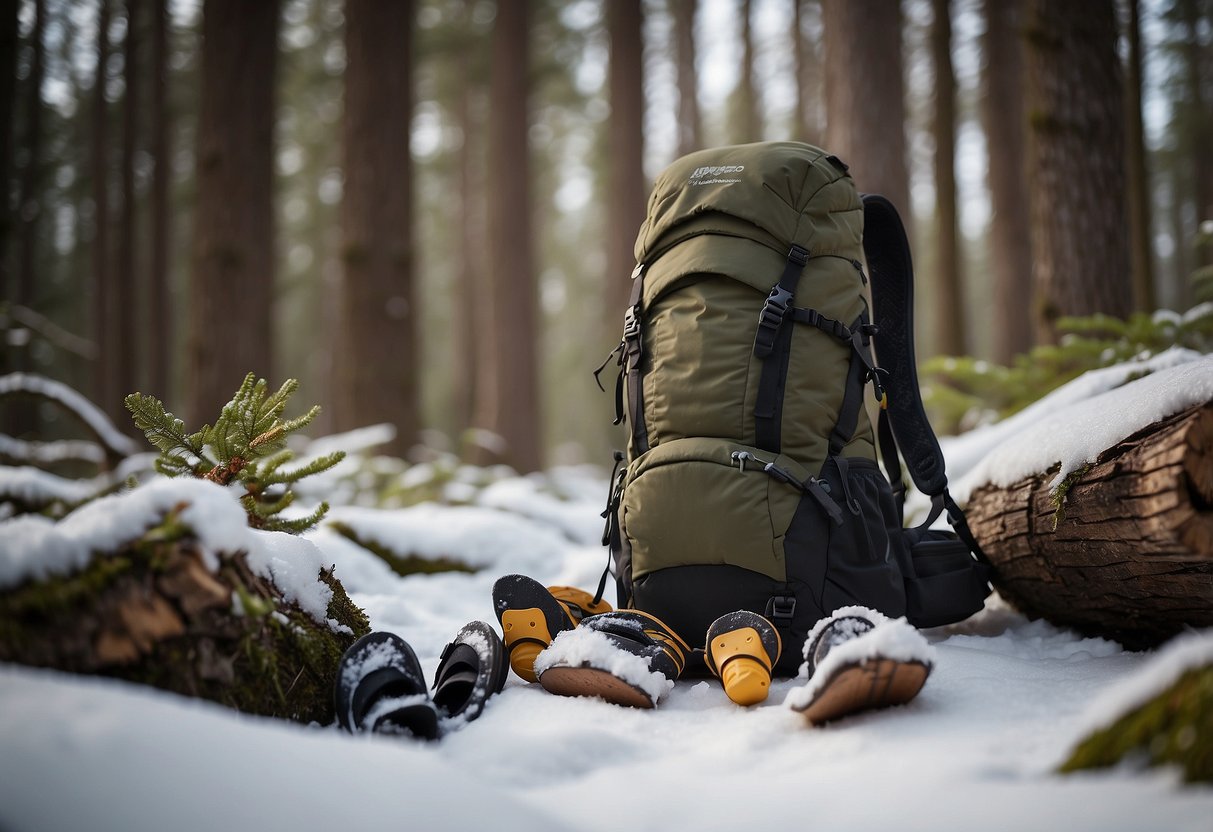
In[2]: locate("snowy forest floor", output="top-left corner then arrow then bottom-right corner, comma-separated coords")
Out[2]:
3,352 -> 1213,830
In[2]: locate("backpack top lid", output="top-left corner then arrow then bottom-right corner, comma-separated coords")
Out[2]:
635,141 -> 862,271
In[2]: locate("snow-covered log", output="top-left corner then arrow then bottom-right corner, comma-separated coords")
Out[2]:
966,401 -> 1213,648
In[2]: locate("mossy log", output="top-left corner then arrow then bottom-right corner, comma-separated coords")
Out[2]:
330,520 -> 478,577
0,531 -> 370,724
966,402 -> 1213,648
1060,664 -> 1213,783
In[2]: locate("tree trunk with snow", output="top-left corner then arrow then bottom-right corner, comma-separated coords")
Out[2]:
966,402 -> 1213,649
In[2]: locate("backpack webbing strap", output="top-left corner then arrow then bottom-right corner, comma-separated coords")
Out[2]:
861,195 -> 947,497
753,245 -> 809,453
877,407 -> 906,517
862,194 -> 992,567
827,314 -> 876,457
623,264 -> 650,455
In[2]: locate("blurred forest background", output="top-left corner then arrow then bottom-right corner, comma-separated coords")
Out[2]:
0,0 -> 1211,474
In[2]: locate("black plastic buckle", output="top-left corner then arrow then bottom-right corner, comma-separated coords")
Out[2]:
622,305 -> 643,362
765,595 -> 797,627
867,366 -> 890,402
754,285 -> 794,358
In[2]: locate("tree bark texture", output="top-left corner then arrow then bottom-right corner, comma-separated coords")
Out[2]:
822,0 -> 911,227
452,7 -> 481,439
1124,0 -> 1154,313
1025,0 -> 1131,342
932,0 -> 964,357
186,0 -> 278,425
982,0 -> 1033,363
1180,0 -> 1213,292
606,0 -> 646,318
474,0 -> 541,472
730,0 -> 761,144
672,0 -> 701,158
93,0 -> 114,412
0,0 -> 18,305
117,0 -> 140,414
335,0 -> 417,457
966,402 -> 1213,648
147,0 -> 170,398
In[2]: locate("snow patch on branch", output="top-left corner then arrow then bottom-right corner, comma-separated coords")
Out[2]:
0,373 -> 141,457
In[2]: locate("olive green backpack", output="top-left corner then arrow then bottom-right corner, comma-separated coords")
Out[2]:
595,141 -> 991,674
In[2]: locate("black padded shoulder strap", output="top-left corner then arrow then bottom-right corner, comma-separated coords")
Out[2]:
862,194 -> 947,498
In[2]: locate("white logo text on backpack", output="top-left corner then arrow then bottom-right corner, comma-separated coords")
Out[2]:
689,165 -> 745,186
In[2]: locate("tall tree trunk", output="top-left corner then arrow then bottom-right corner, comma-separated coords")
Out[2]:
822,0 -> 911,228
116,0 -> 139,412
606,0 -> 645,318
792,0 -> 822,144
0,0 -> 17,306
186,0 -> 279,424
147,0 -> 170,398
671,0 -> 701,158
93,0 -> 114,412
982,0 -> 1033,363
452,8 -> 481,439
1124,0 -> 1154,313
335,0 -> 417,457
1180,0 -> 1212,304
474,0 -> 540,472
932,0 -> 964,356
730,0 -> 760,144
1025,0 -> 1130,343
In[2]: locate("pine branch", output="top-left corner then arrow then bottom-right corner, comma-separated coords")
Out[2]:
263,501 -> 330,534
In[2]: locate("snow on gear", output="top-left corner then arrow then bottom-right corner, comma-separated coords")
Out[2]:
787,605 -> 933,725
335,624 -> 506,738
704,610 -> 782,706
534,609 -> 690,709
598,141 -> 992,672
493,573 -> 579,682
431,620 -> 509,722
334,631 -> 440,739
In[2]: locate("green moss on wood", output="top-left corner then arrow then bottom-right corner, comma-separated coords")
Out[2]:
1060,665 -> 1213,784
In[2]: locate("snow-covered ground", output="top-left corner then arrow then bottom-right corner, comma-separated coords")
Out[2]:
3,355 -> 1213,831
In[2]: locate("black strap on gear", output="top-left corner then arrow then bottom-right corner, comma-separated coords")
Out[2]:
623,263 -> 650,455
753,245 -> 809,453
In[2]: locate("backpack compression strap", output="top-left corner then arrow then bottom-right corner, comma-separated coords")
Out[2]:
861,194 -> 990,564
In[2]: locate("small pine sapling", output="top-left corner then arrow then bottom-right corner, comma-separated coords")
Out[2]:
125,373 -> 345,533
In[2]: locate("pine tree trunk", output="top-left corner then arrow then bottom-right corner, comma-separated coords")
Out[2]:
116,0 -> 140,415
932,0 -> 964,357
1180,0 -> 1213,297
822,0 -> 911,227
792,0 -> 822,144
474,0 -> 541,472
606,0 -> 646,318
334,0 -> 417,456
451,8 -> 481,439
966,402 -> 1213,649
1025,0 -> 1131,343
672,0 -> 701,158
0,0 -> 17,307
93,0 -> 114,413
982,0 -> 1033,363
1124,0 -> 1154,313
730,0 -> 760,144
186,0 -> 279,425
147,0 -> 170,399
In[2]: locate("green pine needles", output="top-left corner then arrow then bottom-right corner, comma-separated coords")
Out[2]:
125,373 -> 345,534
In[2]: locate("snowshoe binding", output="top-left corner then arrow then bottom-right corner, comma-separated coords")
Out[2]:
787,607 -> 933,725
704,610 -> 782,706
492,574 -> 581,682
431,620 -> 509,722
535,610 -> 689,709
334,631 -> 440,739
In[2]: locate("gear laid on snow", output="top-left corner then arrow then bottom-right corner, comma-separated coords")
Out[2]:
704,610 -> 782,706
535,609 -> 690,709
788,607 -> 933,725
334,622 -> 507,739
492,574 -> 578,682
431,620 -> 509,721
334,631 -> 440,739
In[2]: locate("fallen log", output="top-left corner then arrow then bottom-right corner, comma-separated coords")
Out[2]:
966,401 -> 1213,649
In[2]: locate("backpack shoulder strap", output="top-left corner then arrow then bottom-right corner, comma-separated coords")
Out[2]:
861,194 -> 990,564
